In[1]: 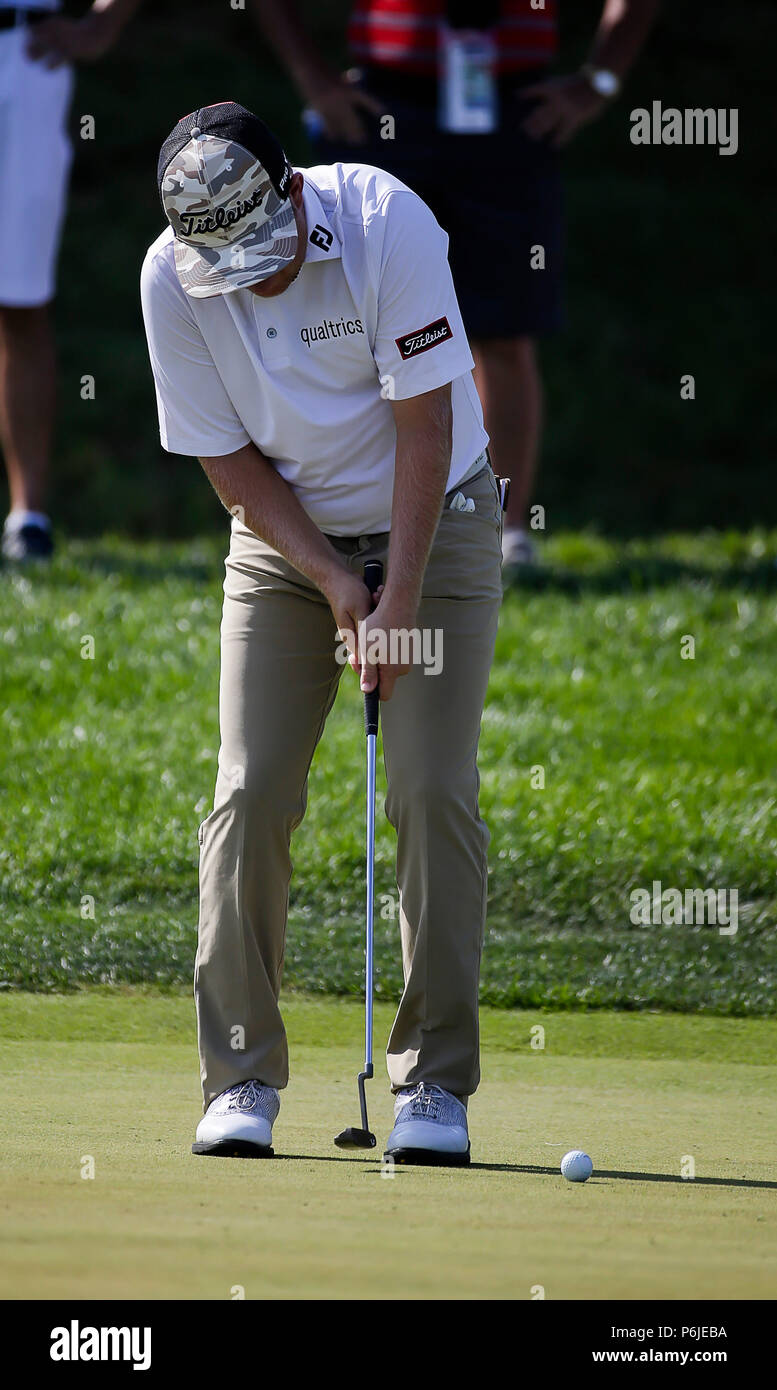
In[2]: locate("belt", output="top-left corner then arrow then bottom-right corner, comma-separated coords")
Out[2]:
0,9 -> 51,29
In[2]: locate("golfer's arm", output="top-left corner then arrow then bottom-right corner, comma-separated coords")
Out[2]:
384,385 -> 453,614
199,442 -> 347,595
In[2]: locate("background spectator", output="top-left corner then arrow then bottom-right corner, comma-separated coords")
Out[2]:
0,0 -> 142,564
251,0 -> 660,569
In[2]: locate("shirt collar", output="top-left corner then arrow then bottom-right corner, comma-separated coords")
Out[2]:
299,174 -> 341,265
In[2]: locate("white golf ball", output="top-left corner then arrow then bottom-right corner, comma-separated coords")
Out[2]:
561,1149 -> 593,1182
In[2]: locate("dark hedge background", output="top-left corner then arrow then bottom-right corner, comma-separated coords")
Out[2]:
48,0 -> 775,536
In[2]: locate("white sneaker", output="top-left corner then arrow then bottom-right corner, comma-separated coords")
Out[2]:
502,525 -> 537,568
192,1079 -> 279,1158
384,1083 -> 470,1167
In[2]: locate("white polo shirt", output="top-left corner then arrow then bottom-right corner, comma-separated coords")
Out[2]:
140,163 -> 488,536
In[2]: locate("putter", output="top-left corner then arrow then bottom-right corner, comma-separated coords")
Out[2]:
334,559 -> 383,1151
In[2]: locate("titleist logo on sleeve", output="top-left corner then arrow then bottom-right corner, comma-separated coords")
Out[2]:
395,316 -> 452,359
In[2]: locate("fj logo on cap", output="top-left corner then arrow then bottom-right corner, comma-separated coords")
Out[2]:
310,224 -> 333,252
395,317 -> 452,360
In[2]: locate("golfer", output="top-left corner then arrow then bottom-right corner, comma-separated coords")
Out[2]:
141,101 -> 502,1165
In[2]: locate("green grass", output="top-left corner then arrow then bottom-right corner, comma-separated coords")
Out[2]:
1,993 -> 775,1300
5,987 -> 777,1062
1,531 -> 776,1012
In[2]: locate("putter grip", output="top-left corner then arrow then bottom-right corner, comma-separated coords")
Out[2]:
363,561 -> 383,737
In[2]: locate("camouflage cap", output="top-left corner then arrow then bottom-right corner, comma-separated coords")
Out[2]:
158,103 -> 297,298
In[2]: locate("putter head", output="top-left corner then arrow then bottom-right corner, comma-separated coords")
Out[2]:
334,1066 -> 375,1149
334,1126 -> 377,1150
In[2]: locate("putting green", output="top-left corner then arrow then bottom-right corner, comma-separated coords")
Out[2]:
1,993 -> 775,1300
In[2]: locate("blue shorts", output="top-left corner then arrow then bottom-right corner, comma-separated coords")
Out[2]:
310,67 -> 565,341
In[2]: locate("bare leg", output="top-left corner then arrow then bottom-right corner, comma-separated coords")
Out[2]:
0,303 -> 56,515
472,336 -> 542,535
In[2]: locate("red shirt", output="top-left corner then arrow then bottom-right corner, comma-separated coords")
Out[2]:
348,0 -> 558,76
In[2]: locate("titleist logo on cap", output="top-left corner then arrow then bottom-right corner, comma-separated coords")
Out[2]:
178,187 -> 267,239
395,317 -> 452,360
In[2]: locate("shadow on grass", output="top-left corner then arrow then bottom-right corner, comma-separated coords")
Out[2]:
505,559 -> 777,597
274,1156 -> 777,1190
468,1163 -> 777,1189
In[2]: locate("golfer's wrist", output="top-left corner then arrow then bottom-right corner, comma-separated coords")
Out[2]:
380,583 -> 420,624
318,556 -> 353,604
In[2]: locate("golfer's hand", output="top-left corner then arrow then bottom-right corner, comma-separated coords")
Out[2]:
325,568 -> 374,675
303,74 -> 383,143
521,74 -> 607,147
359,594 -> 415,703
26,14 -> 118,67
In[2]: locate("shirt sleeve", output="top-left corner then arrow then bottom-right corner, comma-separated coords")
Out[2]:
371,190 -> 475,402
140,244 -> 251,458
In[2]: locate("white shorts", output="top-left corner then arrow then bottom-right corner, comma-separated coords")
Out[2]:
0,26 -> 73,306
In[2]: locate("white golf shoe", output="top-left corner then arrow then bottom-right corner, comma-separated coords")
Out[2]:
501,525 -> 538,569
192,1079 -> 279,1158
383,1083 -> 470,1167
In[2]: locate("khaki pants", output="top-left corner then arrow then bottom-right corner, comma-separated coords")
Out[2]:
195,464 -> 502,1108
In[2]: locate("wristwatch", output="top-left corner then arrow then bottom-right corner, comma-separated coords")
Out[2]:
581,64 -> 622,99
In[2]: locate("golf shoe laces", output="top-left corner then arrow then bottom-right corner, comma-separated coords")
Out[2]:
397,1083 -> 460,1124
211,1079 -> 279,1121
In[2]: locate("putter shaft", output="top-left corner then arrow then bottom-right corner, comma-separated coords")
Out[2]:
335,560 -> 382,1149
364,728 -> 376,1075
